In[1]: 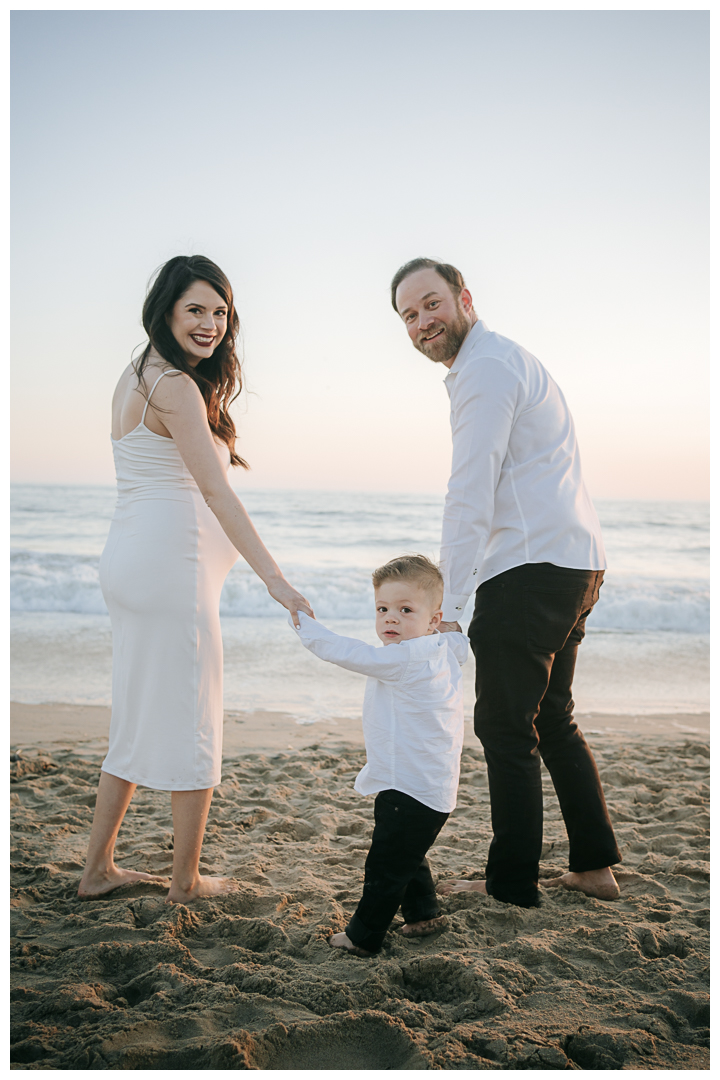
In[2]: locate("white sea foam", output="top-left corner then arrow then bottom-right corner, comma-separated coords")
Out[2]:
9,550 -> 710,633
10,487 -> 710,716
11,552 -> 106,614
588,576 -> 709,634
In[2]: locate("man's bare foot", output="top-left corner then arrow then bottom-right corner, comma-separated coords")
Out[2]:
165,875 -> 239,904
542,867 -> 620,900
78,866 -> 168,899
401,915 -> 447,937
329,931 -> 373,957
437,879 -> 488,896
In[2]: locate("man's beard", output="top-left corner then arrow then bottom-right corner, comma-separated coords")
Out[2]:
415,305 -> 471,364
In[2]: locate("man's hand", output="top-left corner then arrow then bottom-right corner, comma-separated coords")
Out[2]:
438,620 -> 461,634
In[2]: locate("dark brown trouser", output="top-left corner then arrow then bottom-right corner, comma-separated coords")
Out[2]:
469,562 -> 621,908
346,789 -> 448,953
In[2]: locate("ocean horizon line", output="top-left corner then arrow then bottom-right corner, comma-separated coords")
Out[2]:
8,481 -> 711,505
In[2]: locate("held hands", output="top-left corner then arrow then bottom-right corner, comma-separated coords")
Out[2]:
438,620 -> 461,634
266,576 -> 315,628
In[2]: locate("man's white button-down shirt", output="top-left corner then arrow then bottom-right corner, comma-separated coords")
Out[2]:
440,320 -> 607,619
292,612 -> 469,813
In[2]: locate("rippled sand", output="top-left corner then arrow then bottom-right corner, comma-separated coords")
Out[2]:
10,717 -> 709,1070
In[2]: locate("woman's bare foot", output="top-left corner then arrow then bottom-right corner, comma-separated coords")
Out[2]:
542,867 -> 620,900
329,931 -> 373,957
78,866 -> 168,899
165,875 -> 239,904
437,879 -> 488,896
401,915 -> 447,937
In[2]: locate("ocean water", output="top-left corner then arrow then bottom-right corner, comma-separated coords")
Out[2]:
10,485 -> 709,719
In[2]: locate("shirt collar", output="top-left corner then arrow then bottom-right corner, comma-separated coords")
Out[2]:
443,319 -> 488,389
398,631 -> 445,653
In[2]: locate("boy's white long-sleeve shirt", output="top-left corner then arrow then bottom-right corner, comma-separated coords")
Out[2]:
291,612 -> 469,813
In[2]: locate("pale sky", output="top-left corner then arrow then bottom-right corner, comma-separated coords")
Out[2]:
11,9 -> 709,499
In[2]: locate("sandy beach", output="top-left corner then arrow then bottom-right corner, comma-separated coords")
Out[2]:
11,704 -> 709,1070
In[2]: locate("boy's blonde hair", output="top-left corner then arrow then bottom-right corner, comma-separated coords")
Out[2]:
372,554 -> 444,609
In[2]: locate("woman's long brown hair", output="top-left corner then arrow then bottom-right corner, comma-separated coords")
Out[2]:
135,255 -> 248,468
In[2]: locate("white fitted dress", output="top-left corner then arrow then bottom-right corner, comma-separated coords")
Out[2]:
99,371 -> 238,790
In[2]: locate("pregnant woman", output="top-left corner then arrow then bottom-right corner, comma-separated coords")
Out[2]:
78,255 -> 313,903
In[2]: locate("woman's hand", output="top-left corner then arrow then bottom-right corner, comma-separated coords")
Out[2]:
267,577 -> 315,627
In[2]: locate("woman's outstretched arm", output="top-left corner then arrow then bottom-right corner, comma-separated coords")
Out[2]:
147,371 -> 314,626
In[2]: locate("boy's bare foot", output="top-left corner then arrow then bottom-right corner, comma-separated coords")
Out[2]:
329,931 -> 373,957
401,915 -> 447,937
437,879 -> 488,896
542,867 -> 620,900
78,867 -> 169,899
165,875 -> 239,904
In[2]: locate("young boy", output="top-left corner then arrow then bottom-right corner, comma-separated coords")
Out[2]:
290,554 -> 469,956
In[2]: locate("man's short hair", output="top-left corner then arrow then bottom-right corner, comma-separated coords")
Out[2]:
372,554 -> 444,608
390,258 -> 466,313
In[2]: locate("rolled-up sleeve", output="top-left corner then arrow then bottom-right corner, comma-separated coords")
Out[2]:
440,357 -> 523,617
289,613 -> 408,682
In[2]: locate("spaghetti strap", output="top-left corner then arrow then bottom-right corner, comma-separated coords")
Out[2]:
141,370 -> 172,425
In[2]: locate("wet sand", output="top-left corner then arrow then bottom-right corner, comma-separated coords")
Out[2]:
10,704 -> 709,1070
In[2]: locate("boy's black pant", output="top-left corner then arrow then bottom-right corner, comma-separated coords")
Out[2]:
469,562 -> 621,908
345,789 -> 449,954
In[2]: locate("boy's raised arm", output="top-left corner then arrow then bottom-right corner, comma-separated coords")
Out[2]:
446,631 -> 470,666
290,612 -> 408,682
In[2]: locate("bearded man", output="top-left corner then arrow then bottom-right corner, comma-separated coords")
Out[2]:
391,257 -> 621,908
